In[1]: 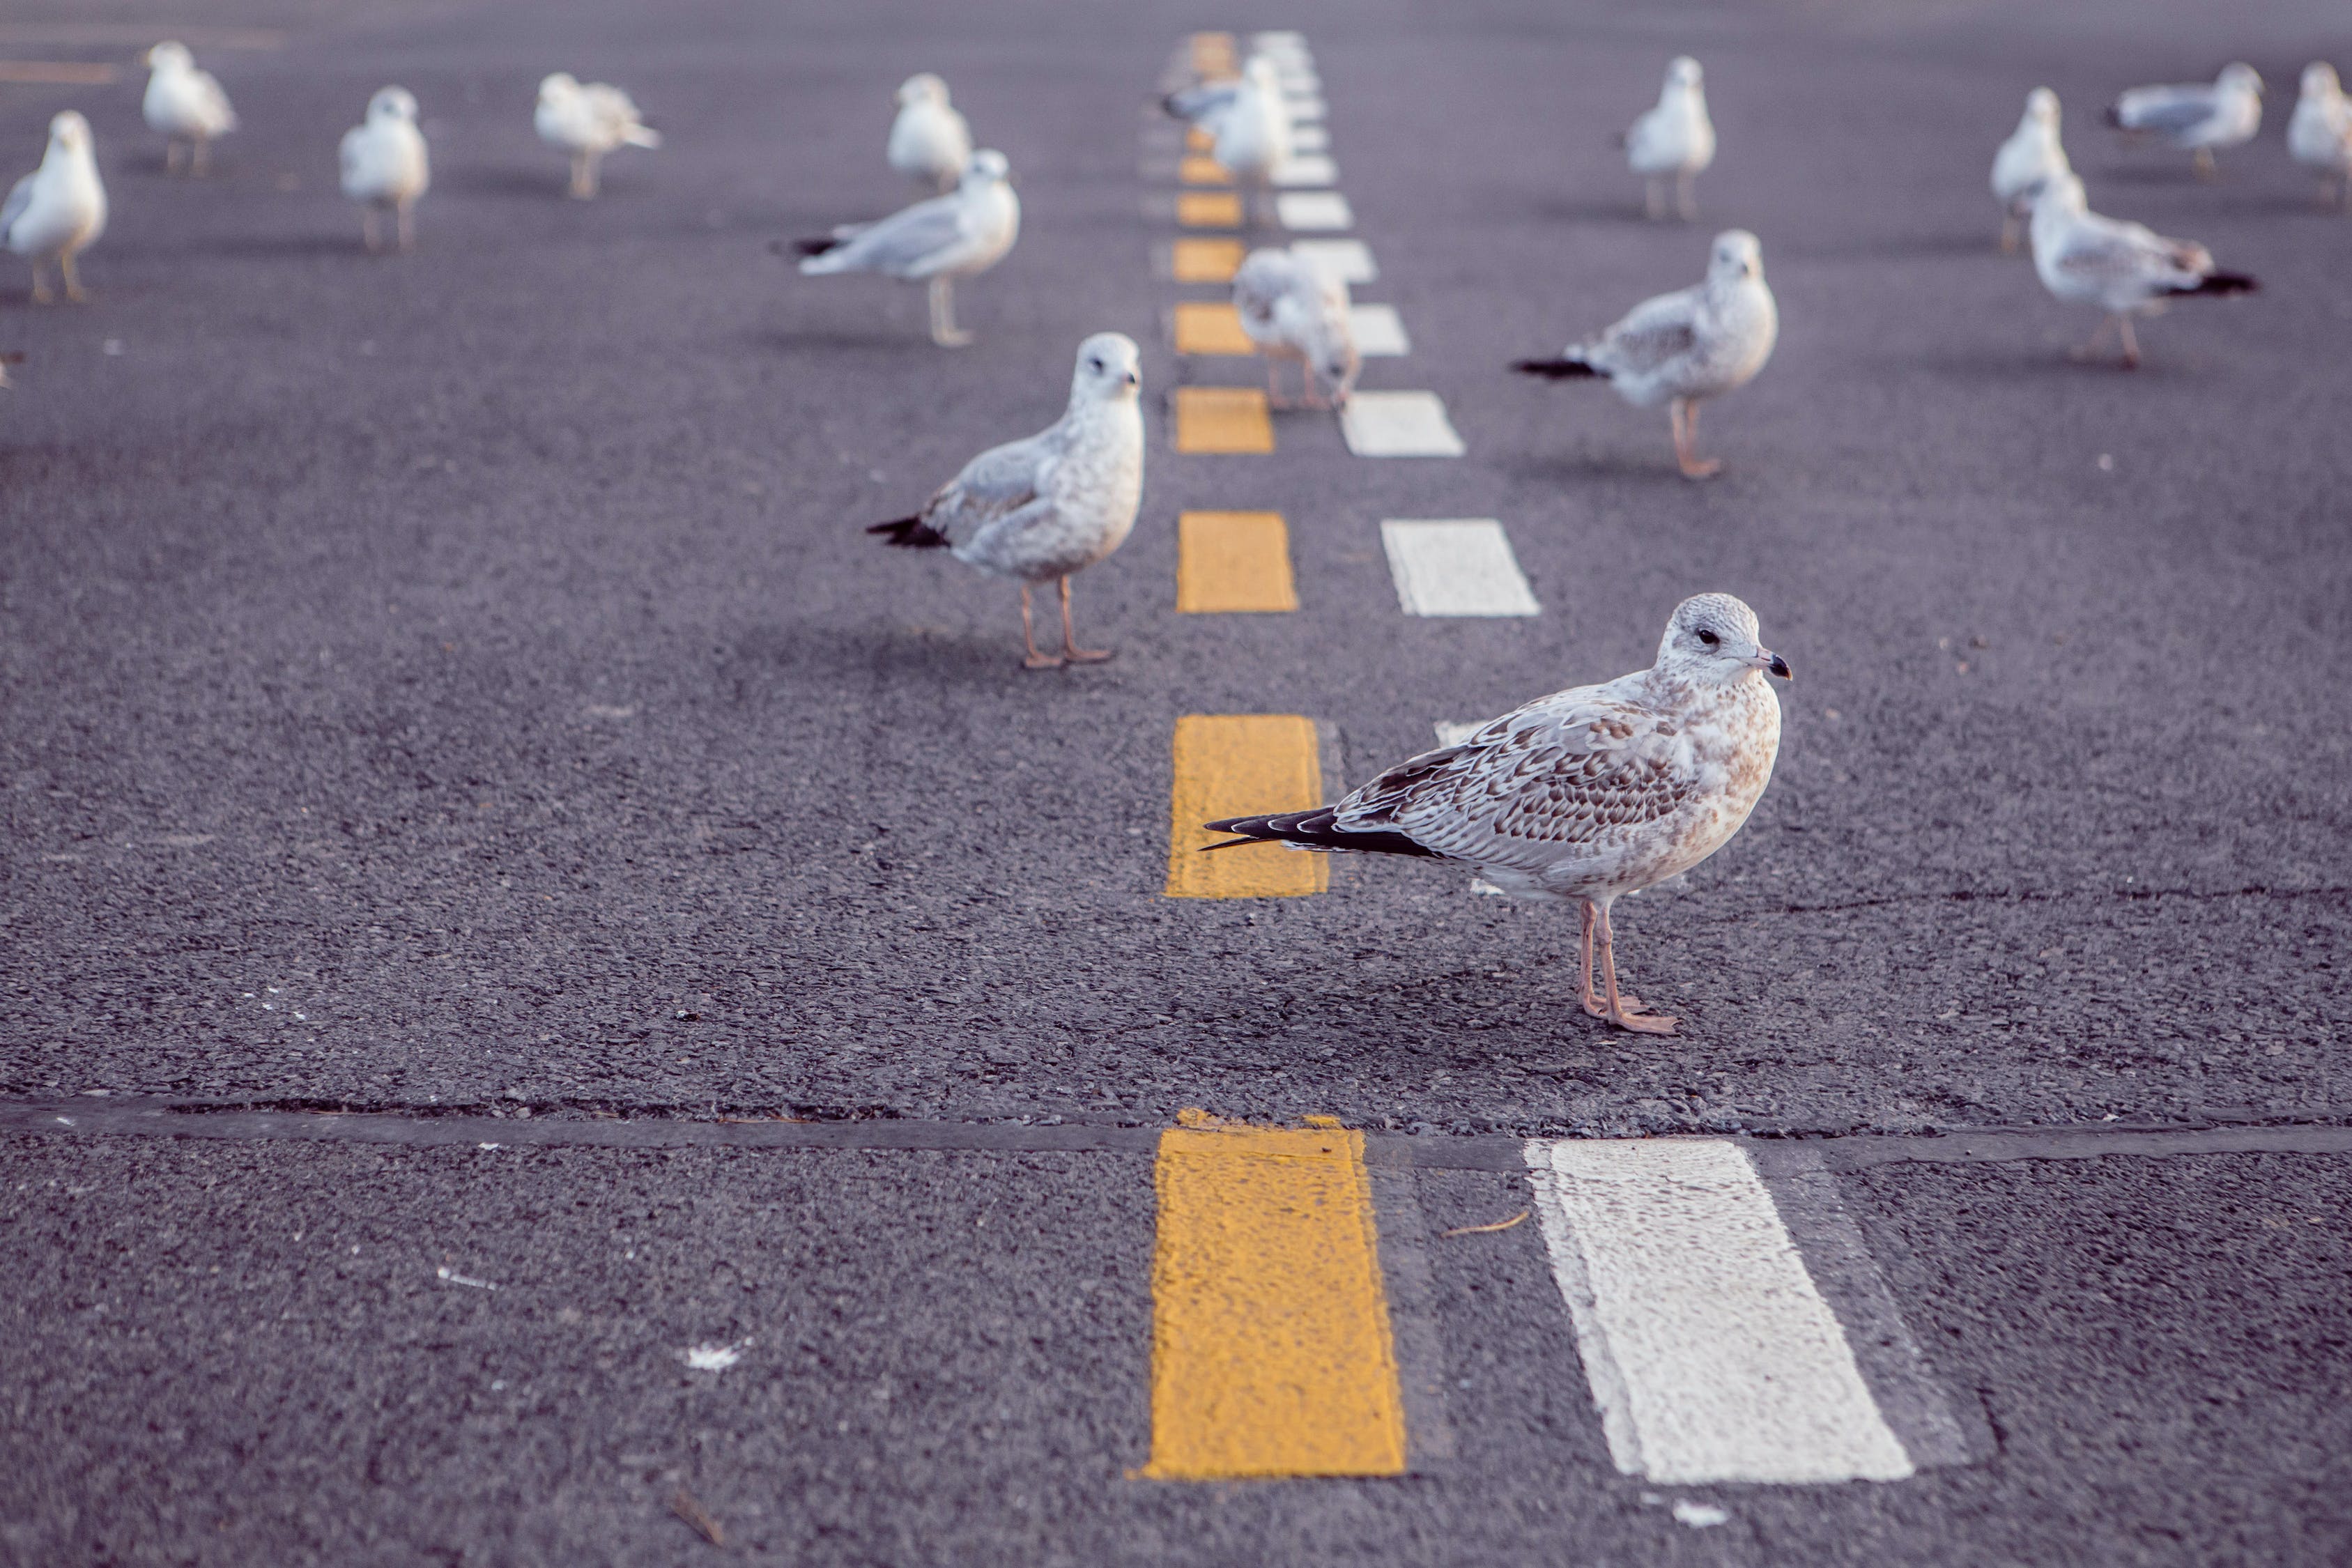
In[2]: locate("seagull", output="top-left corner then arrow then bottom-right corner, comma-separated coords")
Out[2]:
1164,54 -> 1291,224
1622,56 -> 1716,221
2107,63 -> 2263,178
339,87 -> 430,252
535,73 -> 660,199
1233,247 -> 1358,410
887,74 -> 972,194
141,42 -> 236,176
1206,593 -> 1790,1036
867,333 -> 1144,670
2288,63 -> 2352,209
1991,87 -> 2070,253
1512,230 -> 1776,480
2028,172 -> 2256,367
3,112 -> 107,304
792,148 -> 1020,347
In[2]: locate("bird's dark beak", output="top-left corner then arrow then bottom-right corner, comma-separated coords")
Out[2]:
1122,369 -> 1140,387
1767,653 -> 1792,680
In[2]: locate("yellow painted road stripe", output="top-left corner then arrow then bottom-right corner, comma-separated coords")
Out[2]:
1176,191 -> 1245,229
1165,715 -> 1325,898
1171,301 -> 1256,357
1179,155 -> 1231,186
1178,512 -> 1296,613
1144,1119 -> 1407,1477
0,61 -> 119,84
1185,125 -> 1215,153
1171,387 -> 1273,454
1170,238 -> 1244,283
1189,33 -> 1238,77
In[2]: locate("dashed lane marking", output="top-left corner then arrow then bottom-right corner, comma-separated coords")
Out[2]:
1185,125 -> 1213,153
1169,238 -> 1244,283
1178,155 -> 1230,186
1277,192 -> 1353,231
1287,95 -> 1329,123
1178,512 -> 1297,613
1273,155 -> 1339,187
1171,301 -> 1256,356
1343,391 -> 1466,457
1292,237 -> 1375,284
1189,32 -> 1237,77
0,60 -> 121,83
1525,1138 -> 1916,1485
1144,1120 -> 1406,1477
1349,303 -> 1410,357
1289,123 -> 1330,153
1176,191 -> 1245,229
1171,387 -> 1274,454
1381,521 -> 1539,617
1165,715 -> 1325,898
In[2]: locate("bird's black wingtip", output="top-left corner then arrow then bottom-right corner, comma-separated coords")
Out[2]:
787,236 -> 840,259
1511,355 -> 1597,381
2192,270 -> 2259,297
2103,105 -> 2126,128
867,515 -> 949,548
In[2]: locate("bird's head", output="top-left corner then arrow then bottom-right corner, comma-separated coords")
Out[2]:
143,40 -> 192,71
1073,332 -> 1142,402
2302,61 -> 2341,98
1659,594 -> 1790,685
369,86 -> 420,123
539,72 -> 580,104
47,111 -> 91,153
960,148 -> 1010,188
1667,56 -> 1704,91
2220,62 -> 2263,97
2026,86 -> 2060,123
1708,229 -> 1764,284
897,73 -> 948,108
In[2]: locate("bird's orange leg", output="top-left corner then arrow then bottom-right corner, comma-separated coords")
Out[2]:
1671,398 -> 1721,479
1058,575 -> 1112,663
1577,900 -> 1606,1017
1594,902 -> 1677,1034
1019,583 -> 1063,671
2116,315 -> 2141,369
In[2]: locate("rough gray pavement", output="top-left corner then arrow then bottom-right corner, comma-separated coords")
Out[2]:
2,0 -> 2349,1560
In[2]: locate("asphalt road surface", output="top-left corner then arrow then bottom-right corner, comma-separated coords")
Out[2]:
2,0 -> 2349,1562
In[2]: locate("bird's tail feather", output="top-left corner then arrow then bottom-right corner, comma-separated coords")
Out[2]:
1201,809 -> 1440,859
868,516 -> 950,549
2177,270 -> 2257,297
1511,354 -> 1598,381
624,125 -> 662,148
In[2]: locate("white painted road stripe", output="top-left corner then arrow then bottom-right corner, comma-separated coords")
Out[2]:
1287,95 -> 1328,122
1289,123 -> 1330,153
1342,391 -> 1465,457
1274,155 -> 1339,187
1277,192 -> 1352,231
1348,303 -> 1409,356
1523,1137 -> 1916,1485
1381,521 -> 1539,617
1292,238 -> 1374,284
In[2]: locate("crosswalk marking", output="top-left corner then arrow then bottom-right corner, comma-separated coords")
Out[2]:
1273,155 -> 1340,187
1292,238 -> 1375,284
1381,521 -> 1540,617
1342,390 -> 1466,456
1165,715 -> 1325,898
1178,155 -> 1229,186
1144,1119 -> 1406,1477
1178,512 -> 1297,612
1524,1138 -> 1917,1485
1171,302 -> 1255,356
1277,192 -> 1352,231
1176,192 -> 1245,229
1169,238 -> 1244,283
1286,95 -> 1329,123
1171,387 -> 1274,454
1289,123 -> 1330,153
1349,303 -> 1410,356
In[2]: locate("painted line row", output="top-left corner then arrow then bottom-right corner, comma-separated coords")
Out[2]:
1174,513 -> 1538,617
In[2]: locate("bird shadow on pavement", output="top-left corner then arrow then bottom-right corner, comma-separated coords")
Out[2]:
438,165 -> 567,200
750,323 -> 940,355
177,233 -> 369,259
728,617 -> 1040,694
1486,447 -> 1706,486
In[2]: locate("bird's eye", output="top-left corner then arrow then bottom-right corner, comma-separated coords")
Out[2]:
1088,359 -> 1102,371
1697,629 -> 1720,647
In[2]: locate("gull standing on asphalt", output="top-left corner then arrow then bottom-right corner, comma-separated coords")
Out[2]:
867,333 -> 1144,670
1991,87 -> 2069,252
535,74 -> 660,199
1206,594 -> 1791,1036
141,42 -> 236,176
1622,56 -> 1715,221
3,112 -> 107,304
2288,63 -> 2352,208
2028,172 -> 2256,367
1164,54 -> 1291,225
340,87 -> 429,252
793,148 -> 1019,347
1512,230 -> 1776,479
887,74 -> 972,193
1232,246 -> 1358,410
2107,63 -> 2262,178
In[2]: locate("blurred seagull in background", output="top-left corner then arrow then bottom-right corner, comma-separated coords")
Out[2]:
2107,63 -> 2262,178
1512,230 -> 1776,479
2028,172 -> 2256,368
340,87 -> 430,252
1164,54 -> 1291,225
1622,56 -> 1715,221
1233,247 -> 1358,410
1204,593 -> 1791,1036
887,74 -> 972,193
867,333 -> 1144,670
3,112 -> 107,304
2288,63 -> 2352,209
141,42 -> 236,176
793,148 -> 1020,347
535,74 -> 660,199
1991,87 -> 2069,252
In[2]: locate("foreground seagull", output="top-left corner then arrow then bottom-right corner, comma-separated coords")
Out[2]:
868,333 -> 1144,670
1622,56 -> 1716,220
1233,247 -> 1358,410
340,87 -> 430,252
3,112 -> 107,304
888,74 -> 972,193
1164,54 -> 1291,224
536,74 -> 660,199
1991,87 -> 2070,252
2028,173 -> 2256,367
2289,63 -> 2352,209
141,42 -> 236,175
1512,230 -> 1776,479
1208,594 -> 1790,1035
2107,63 -> 2262,178
794,148 -> 1020,346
